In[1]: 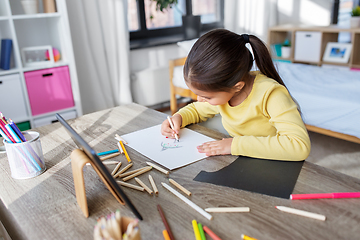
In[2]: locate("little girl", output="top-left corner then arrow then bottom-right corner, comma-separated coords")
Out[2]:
161,29 -> 310,161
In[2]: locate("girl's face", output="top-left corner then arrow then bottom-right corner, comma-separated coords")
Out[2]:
186,82 -> 240,106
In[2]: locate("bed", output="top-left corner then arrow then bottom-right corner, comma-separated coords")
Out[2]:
276,62 -> 360,144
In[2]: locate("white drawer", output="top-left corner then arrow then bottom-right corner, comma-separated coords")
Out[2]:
33,110 -> 76,128
0,74 -> 28,122
294,31 -> 322,62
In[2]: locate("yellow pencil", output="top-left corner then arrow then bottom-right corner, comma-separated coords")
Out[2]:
119,140 -> 132,163
242,234 -> 258,240
192,220 -> 202,240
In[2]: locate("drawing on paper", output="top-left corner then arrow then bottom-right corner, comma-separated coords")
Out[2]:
161,139 -> 182,151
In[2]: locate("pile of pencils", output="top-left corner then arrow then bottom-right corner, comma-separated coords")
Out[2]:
93,210 -> 139,240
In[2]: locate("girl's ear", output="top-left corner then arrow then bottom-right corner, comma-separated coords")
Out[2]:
234,81 -> 245,92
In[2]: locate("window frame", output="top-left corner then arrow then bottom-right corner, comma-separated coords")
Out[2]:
129,0 -> 224,48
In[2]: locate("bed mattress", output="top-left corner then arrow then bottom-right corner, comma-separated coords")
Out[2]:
276,62 -> 360,139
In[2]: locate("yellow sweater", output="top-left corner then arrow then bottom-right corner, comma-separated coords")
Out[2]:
177,72 -> 311,161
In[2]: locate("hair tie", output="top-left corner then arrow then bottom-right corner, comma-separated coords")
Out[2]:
242,34 -> 250,44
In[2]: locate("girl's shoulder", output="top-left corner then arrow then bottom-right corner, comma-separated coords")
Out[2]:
252,71 -> 283,89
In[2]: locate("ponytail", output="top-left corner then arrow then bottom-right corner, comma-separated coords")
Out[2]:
247,35 -> 286,87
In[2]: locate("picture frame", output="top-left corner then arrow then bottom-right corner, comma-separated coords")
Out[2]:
322,42 -> 352,63
21,45 -> 54,67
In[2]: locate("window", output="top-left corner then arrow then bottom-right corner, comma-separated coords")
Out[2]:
128,0 -> 224,48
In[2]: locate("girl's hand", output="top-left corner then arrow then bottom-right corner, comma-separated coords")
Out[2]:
197,138 -> 233,156
161,114 -> 182,139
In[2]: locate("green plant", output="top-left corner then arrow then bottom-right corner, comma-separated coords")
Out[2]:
149,0 -> 182,20
151,0 -> 178,12
282,39 -> 291,47
351,6 -> 360,17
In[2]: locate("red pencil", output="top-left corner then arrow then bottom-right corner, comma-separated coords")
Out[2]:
0,119 -> 15,143
203,225 -> 222,240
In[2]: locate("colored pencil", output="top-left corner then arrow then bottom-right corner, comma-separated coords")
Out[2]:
290,192 -> 360,200
117,181 -> 144,192
162,229 -> 171,240
146,161 -> 169,175
9,119 -> 26,142
122,166 -> 152,181
149,175 -> 159,195
241,234 -> 258,240
135,177 -> 153,195
169,179 -> 191,196
117,141 -> 124,154
198,222 -> 206,240
167,116 -> 179,141
97,149 -> 119,156
192,220 -> 202,240
205,207 -> 250,213
275,206 -> 326,221
115,134 -> 128,144
203,226 -> 222,240
161,182 -> 212,220
113,163 -> 133,178
157,204 -> 175,240
111,161 -> 122,176
118,166 -> 150,178
100,152 -> 121,161
119,140 -> 132,163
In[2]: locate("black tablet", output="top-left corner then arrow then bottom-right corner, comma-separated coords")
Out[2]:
56,113 -> 143,220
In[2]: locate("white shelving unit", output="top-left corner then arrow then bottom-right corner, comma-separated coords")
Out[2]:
0,0 -> 82,130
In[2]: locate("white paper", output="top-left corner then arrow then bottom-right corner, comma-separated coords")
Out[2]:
121,124 -> 215,170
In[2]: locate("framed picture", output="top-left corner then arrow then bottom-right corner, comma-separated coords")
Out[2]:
322,42 -> 352,63
21,46 -> 54,67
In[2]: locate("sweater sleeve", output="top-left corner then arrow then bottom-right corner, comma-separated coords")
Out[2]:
231,87 -> 311,161
176,102 -> 220,128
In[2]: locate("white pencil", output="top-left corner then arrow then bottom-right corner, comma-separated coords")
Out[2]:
146,162 -> 169,175
205,207 -> 250,213
167,116 -> 179,141
161,182 -> 212,220
275,206 -> 326,221
115,134 -> 128,144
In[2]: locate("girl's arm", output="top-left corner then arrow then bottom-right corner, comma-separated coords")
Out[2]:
177,102 -> 219,127
231,88 -> 311,161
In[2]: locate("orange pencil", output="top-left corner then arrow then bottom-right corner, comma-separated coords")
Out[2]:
119,140 -> 132,163
162,229 -> 171,240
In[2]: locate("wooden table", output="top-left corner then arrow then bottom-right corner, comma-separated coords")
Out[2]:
1,103 -> 360,240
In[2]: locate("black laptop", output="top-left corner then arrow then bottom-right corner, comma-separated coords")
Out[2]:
56,113 -> 142,220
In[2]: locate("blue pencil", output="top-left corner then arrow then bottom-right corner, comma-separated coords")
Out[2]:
97,149 -> 119,156
9,119 -> 26,142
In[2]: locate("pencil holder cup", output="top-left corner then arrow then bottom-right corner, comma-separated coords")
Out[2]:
3,131 -> 46,179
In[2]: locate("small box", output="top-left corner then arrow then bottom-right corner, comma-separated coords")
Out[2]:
24,66 -> 74,116
294,31 -> 322,62
0,73 -> 28,121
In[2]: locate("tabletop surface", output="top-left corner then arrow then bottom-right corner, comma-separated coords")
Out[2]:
1,103 -> 360,240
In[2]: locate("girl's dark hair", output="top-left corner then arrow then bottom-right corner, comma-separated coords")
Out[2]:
184,28 -> 286,92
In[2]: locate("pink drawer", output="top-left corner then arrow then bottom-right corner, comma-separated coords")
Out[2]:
25,66 -> 74,116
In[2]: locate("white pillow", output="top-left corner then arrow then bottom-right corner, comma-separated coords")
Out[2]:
177,38 -> 198,54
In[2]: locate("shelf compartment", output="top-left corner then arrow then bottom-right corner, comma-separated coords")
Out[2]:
13,17 -> 65,67
0,73 -> 28,122
24,66 -> 74,116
